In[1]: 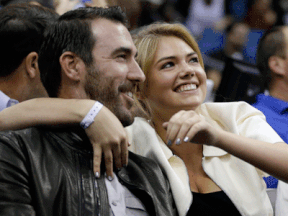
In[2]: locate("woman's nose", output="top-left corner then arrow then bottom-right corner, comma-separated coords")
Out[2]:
179,64 -> 195,79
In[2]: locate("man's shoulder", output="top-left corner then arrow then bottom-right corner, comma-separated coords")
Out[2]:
127,151 -> 163,174
0,128 -> 51,154
252,94 -> 287,115
125,151 -> 168,186
0,127 -> 72,148
0,127 -> 42,141
128,151 -> 158,166
252,93 -> 268,107
252,102 -> 272,114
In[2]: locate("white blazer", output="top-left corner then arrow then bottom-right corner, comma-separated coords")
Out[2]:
126,102 -> 283,216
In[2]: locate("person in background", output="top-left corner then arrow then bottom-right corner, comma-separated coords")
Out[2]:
253,25 -> 288,215
205,21 -> 250,99
244,0 -> 277,30
103,0 -> 141,30
185,0 -> 227,40
0,3 -> 57,111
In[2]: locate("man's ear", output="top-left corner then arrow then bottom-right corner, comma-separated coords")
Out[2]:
268,55 -> 286,76
25,52 -> 39,79
59,51 -> 85,82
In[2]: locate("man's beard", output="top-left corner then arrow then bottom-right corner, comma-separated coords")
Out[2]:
84,67 -> 135,127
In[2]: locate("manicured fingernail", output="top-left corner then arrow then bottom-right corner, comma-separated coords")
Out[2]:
176,138 -> 181,145
95,172 -> 100,178
184,136 -> 189,142
167,140 -> 172,146
107,176 -> 113,181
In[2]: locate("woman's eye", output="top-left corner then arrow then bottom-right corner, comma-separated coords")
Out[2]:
189,57 -> 199,63
161,62 -> 174,69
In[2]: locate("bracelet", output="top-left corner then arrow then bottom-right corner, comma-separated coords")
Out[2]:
80,101 -> 103,129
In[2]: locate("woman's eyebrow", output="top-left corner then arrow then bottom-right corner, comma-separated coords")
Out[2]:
187,52 -> 197,57
156,52 -> 197,64
156,56 -> 176,64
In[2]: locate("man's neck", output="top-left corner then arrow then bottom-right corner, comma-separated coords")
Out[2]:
269,80 -> 288,102
0,64 -> 29,102
57,84 -> 89,100
0,76 -> 23,102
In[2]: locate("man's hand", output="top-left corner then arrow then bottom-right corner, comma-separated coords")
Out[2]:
84,106 -> 128,179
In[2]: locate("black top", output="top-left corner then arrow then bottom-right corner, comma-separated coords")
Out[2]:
187,191 -> 241,216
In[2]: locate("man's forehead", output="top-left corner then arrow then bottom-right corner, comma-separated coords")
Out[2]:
91,18 -> 136,53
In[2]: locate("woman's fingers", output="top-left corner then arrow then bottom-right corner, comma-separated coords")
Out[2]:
184,120 -> 207,144
165,111 -> 186,145
103,147 -> 114,180
120,135 -> 129,167
92,144 -> 102,178
164,110 -> 209,146
174,117 -> 202,145
92,134 -> 128,181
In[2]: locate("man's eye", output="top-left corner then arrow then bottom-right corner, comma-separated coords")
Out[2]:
117,54 -> 127,59
161,62 -> 174,69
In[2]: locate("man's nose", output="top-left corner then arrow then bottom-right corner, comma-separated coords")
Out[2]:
128,60 -> 145,83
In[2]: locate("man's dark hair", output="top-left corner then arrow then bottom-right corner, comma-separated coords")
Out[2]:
38,6 -> 128,97
256,26 -> 286,89
0,3 -> 58,77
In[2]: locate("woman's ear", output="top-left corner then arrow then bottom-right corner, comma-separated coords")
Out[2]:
25,52 -> 39,79
59,51 -> 85,82
268,55 -> 286,76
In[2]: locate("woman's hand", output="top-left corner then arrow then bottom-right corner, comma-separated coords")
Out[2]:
85,106 -> 129,179
163,110 -> 220,146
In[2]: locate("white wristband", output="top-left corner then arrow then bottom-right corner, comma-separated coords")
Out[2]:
80,101 -> 103,129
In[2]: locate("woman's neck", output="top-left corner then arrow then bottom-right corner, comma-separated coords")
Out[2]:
152,113 -> 203,160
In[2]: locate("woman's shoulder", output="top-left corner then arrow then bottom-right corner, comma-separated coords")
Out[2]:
199,102 -> 283,143
200,101 -> 257,111
197,101 -> 267,134
198,101 -> 264,120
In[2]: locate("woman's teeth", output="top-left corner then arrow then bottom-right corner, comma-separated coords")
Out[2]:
176,84 -> 197,93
